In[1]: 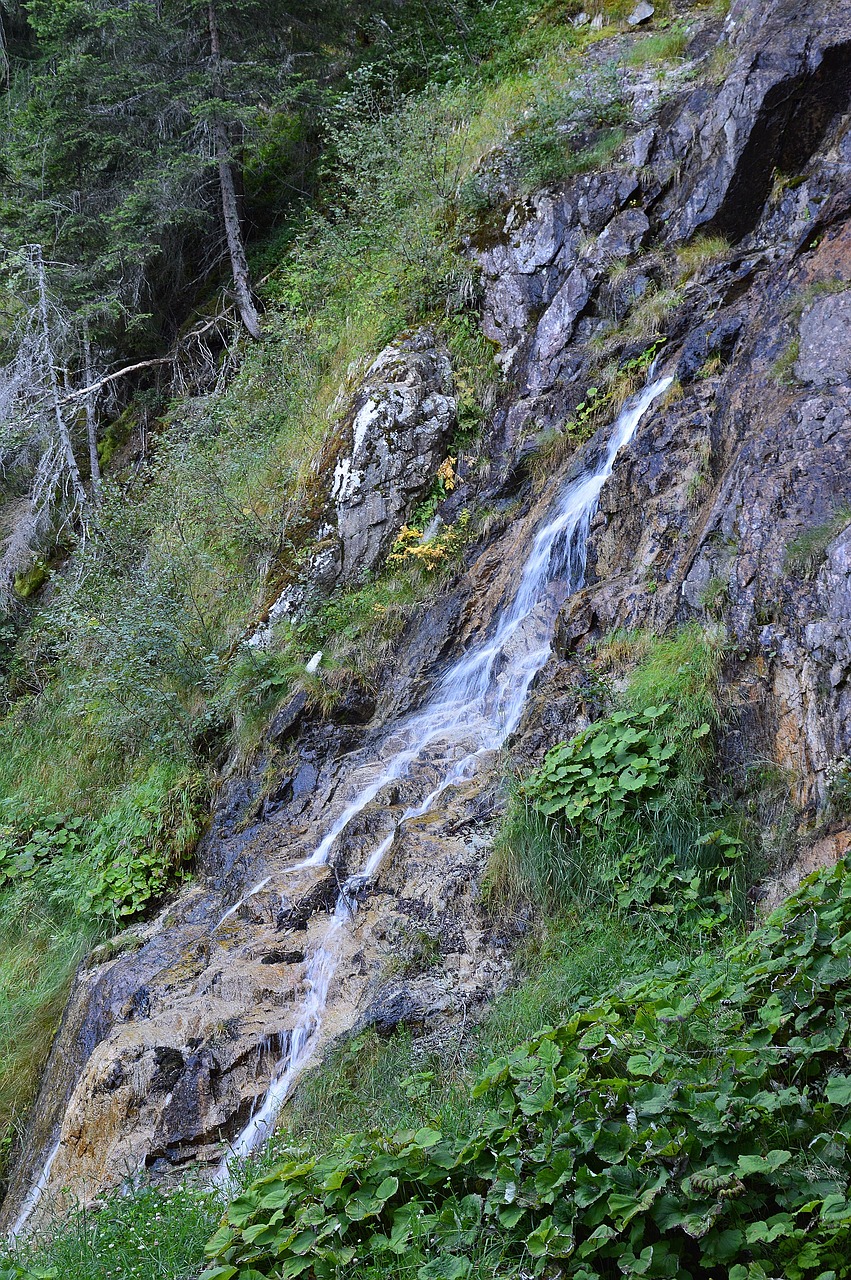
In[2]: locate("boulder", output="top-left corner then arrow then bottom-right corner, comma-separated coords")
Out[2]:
628,2 -> 655,25
328,329 -> 456,579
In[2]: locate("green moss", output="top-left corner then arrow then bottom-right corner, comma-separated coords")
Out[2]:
12,560 -> 48,600
96,404 -> 138,469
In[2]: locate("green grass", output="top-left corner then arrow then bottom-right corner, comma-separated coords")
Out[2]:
0,895 -> 90,1182
627,25 -> 689,67
676,234 -> 730,278
771,335 -> 800,386
0,1181 -> 222,1280
784,506 -> 851,579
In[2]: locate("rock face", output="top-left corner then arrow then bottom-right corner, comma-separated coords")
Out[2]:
796,291 -> 851,384
6,0 -> 851,1232
330,331 -> 456,578
254,328 -> 456,640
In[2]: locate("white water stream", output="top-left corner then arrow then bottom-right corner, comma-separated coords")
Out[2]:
7,378 -> 670,1231
214,375 -> 672,1180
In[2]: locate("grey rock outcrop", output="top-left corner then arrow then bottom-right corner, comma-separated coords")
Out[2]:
652,0 -> 851,242
796,291 -> 851,384
329,330 -> 456,577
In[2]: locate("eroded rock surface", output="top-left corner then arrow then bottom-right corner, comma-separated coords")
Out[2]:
796,291 -> 851,384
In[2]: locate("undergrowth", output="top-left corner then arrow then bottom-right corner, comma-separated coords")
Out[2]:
199,856 -> 851,1280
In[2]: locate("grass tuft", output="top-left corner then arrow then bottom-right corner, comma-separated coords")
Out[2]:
784,507 -> 851,579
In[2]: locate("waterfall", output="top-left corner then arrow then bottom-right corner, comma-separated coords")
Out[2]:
215,374 -> 672,1180
8,1136 -> 61,1242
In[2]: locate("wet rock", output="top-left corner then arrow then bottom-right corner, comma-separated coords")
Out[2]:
527,209 -> 650,391
269,689 -> 309,745
677,312 -> 744,381
354,973 -> 454,1036
332,683 -> 377,726
795,291 -> 851,384
355,984 -> 429,1035
152,1047 -> 185,1094
260,949 -> 304,966
291,761 -> 319,801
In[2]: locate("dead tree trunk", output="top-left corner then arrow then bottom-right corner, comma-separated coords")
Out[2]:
207,1 -> 262,341
83,327 -> 102,501
33,245 -> 87,509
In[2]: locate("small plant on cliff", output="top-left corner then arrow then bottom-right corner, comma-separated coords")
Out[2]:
524,705 -> 683,826
627,24 -> 689,67
784,507 -> 851,579
388,509 -> 471,574
826,755 -> 851,818
677,235 -> 730,279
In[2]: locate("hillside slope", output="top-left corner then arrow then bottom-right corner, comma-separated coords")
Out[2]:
2,0 -> 851,1275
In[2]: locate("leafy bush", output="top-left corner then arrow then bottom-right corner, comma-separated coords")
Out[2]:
201,855 -> 851,1280
0,763 -> 208,923
84,763 -> 209,921
524,705 -> 683,826
491,624 -> 747,930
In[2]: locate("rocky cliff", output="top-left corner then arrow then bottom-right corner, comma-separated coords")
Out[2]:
4,0 -> 851,1232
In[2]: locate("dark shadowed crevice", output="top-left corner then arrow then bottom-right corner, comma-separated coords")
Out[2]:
710,41 -> 851,241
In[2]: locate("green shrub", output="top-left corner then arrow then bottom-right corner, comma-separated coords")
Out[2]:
200,855 -> 851,1280
524,705 -> 683,826
84,763 -> 209,922
0,764 -> 208,923
490,625 -> 744,930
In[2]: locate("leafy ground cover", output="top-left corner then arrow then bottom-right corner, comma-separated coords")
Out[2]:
198,856 -> 851,1280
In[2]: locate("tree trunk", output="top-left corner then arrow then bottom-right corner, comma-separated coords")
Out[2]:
207,1 -> 262,341
33,245 -> 87,509
83,327 -> 102,501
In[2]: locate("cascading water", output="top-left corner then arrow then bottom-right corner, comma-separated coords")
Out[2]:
215,375 -> 672,1180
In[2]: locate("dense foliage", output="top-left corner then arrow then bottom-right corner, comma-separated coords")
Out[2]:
199,856 -> 851,1280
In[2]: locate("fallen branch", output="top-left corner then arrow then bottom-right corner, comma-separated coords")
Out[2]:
58,310 -> 239,404
58,355 -> 176,403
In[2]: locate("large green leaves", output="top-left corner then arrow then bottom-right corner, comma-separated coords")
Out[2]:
204,856 -> 851,1280
524,705 -> 676,826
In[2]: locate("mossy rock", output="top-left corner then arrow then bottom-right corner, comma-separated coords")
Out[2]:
13,559 -> 49,600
